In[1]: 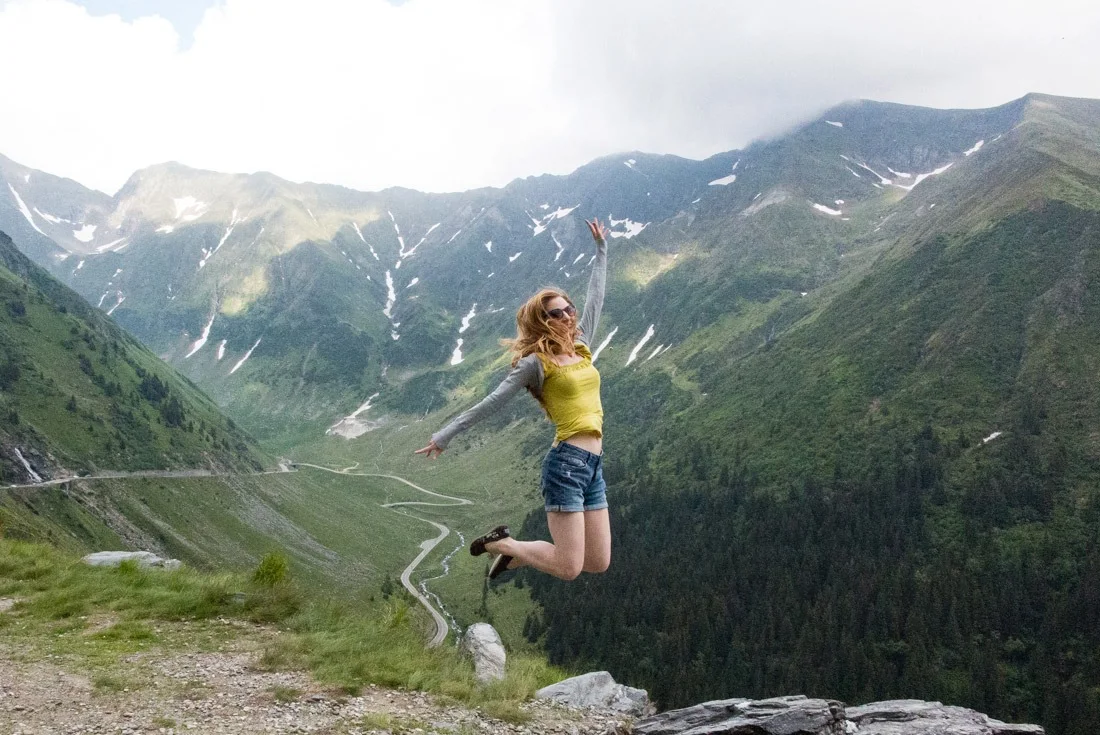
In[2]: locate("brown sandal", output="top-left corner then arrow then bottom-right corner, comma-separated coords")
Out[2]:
470,525 -> 510,556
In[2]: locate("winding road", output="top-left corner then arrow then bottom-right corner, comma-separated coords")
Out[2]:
288,462 -> 469,647
4,460 -> 468,648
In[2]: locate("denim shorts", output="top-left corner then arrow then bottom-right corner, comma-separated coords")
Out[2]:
540,443 -> 608,513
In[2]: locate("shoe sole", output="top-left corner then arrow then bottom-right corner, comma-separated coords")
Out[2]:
488,554 -> 514,580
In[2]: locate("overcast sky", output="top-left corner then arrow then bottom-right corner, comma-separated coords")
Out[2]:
1,0 -> 1098,195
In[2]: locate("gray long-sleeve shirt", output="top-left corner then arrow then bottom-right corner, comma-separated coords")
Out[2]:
430,237 -> 607,450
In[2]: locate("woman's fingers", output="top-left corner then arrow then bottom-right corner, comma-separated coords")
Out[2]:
586,218 -> 605,241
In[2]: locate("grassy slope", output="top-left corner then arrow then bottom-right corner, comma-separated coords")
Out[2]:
0,537 -> 570,722
0,232 -> 266,479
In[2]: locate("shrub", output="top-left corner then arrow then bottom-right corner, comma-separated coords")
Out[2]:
253,551 -> 290,588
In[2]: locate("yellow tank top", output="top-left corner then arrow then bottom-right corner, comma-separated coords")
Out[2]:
537,343 -> 603,443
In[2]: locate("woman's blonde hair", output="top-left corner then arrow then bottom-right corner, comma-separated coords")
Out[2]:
502,287 -> 579,367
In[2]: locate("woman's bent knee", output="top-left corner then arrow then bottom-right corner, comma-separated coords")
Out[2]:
558,564 -> 583,581
583,558 -> 610,574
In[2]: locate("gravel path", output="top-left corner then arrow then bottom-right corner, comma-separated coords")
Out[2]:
0,620 -> 624,734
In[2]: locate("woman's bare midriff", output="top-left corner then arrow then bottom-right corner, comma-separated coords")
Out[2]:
562,431 -> 602,455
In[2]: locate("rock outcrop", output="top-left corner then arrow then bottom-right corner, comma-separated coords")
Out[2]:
460,622 -> 506,683
631,694 -> 845,735
536,671 -> 653,717
846,699 -> 1046,734
624,695 -> 1045,735
81,551 -> 181,570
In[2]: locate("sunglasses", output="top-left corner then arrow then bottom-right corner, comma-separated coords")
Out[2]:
545,304 -> 577,320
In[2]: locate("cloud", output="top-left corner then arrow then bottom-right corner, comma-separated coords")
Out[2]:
0,0 -> 1098,195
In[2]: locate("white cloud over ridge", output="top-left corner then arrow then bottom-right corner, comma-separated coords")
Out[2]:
0,0 -> 1098,195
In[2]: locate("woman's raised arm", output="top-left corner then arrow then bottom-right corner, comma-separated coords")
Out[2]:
577,218 -> 609,345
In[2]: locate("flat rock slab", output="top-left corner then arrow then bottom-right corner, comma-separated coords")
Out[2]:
81,551 -> 181,570
847,700 -> 1045,735
632,695 -> 846,735
536,671 -> 652,716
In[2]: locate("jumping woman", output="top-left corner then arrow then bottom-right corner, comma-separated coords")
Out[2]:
415,218 -> 611,582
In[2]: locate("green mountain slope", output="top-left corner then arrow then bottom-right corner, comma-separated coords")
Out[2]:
0,230 -> 266,482
3,93 -> 1100,734
518,99 -> 1100,735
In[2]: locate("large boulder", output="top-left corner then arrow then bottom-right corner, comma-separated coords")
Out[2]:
460,623 -> 506,683
536,671 -> 653,716
81,551 -> 181,570
631,695 -> 845,735
846,700 -> 1045,734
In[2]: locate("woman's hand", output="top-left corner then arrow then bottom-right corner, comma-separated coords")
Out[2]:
586,218 -> 609,243
414,441 -> 444,459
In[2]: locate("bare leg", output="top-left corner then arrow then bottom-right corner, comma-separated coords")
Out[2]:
582,508 -> 611,573
486,511 -> 585,581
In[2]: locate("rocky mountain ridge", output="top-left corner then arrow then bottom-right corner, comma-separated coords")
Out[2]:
0,94 -> 1061,440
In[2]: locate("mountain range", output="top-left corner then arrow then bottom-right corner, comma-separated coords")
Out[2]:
1,92 -> 1099,734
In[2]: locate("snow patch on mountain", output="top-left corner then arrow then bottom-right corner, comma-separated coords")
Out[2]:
813,203 -> 842,216
185,311 -> 217,358
626,325 -> 656,366
7,184 -> 46,235
530,205 -> 577,236
72,224 -> 97,243
388,211 -> 408,255
856,162 -> 892,185
327,392 -> 382,439
895,162 -> 954,192
33,207 -> 71,225
825,120 -> 844,128
95,238 -> 128,253
406,277 -> 419,288
217,340 -> 227,360
407,222 -> 441,256
887,167 -> 913,179
846,167 -> 862,178
230,338 -> 261,374
450,338 -> 465,366
964,140 -> 985,156
352,221 -> 381,259
106,293 -> 125,316
484,241 -> 493,253
383,271 -> 397,319
608,216 -> 648,239
552,233 -> 565,261
709,159 -> 739,186
509,252 -> 522,263
459,304 -> 478,333
199,208 -> 244,269
592,325 -> 618,362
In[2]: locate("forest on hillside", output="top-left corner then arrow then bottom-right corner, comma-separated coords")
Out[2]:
519,204 -> 1100,735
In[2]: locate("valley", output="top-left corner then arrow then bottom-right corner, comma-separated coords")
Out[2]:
2,92 -> 1099,733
